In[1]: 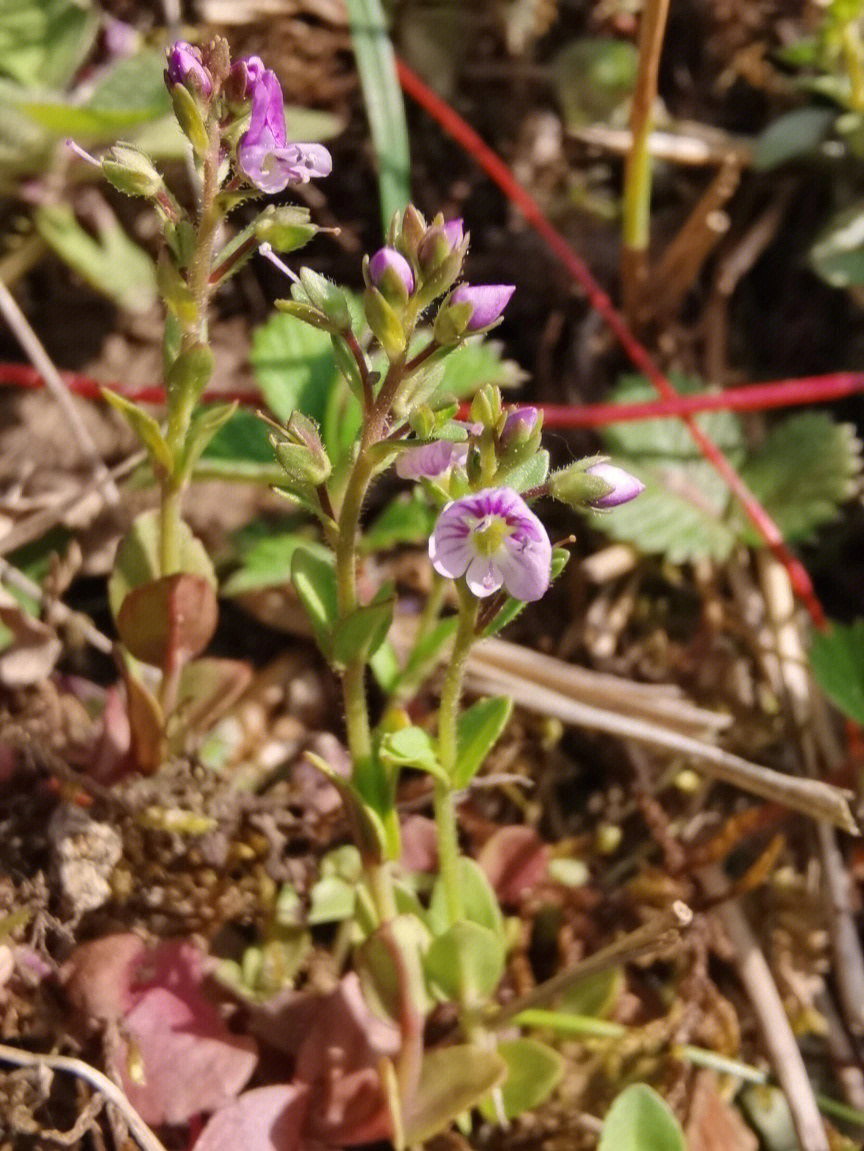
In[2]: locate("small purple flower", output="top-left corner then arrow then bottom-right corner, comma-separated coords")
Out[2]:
429,487 -> 551,601
501,406 -> 539,444
369,247 -> 415,297
585,462 -> 645,508
237,67 -> 332,192
396,439 -> 469,481
165,41 -> 212,97
442,218 -> 464,249
450,284 -> 515,331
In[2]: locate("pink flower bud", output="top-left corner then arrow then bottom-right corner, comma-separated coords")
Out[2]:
450,284 -> 515,331
165,41 -> 212,98
368,247 -> 415,297
585,462 -> 645,508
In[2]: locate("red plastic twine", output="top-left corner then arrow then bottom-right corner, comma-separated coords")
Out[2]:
395,57 -> 828,628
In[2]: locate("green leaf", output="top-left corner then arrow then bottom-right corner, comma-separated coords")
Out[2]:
35,202 -> 157,312
401,1045 -> 507,1147
222,530 -> 330,596
433,337 -> 525,400
101,387 -> 172,473
500,448 -> 549,492
0,0 -> 98,90
737,412 -> 861,544
753,107 -> 835,170
177,402 -> 239,481
451,696 -> 513,788
251,309 -> 362,467
108,510 -> 216,622
21,49 -> 171,136
428,857 -> 503,936
370,639 -> 401,693
204,408 -> 274,464
290,544 -> 339,658
331,595 -> 395,667
810,619 -> 864,724
307,875 -> 356,924
424,920 -> 505,1006
344,0 -> 410,232
560,966 -> 624,1018
363,490 -> 437,551
599,1084 -> 686,1151
595,375 -> 745,562
379,724 -> 445,780
551,37 -> 639,129
478,1038 -> 563,1121
809,201 -> 864,288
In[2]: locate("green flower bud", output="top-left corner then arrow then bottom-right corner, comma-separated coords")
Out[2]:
271,410 -> 331,487
254,205 -> 318,253
101,143 -> 165,199
470,384 -> 502,430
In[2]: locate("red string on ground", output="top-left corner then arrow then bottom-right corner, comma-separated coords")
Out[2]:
395,57 -> 828,629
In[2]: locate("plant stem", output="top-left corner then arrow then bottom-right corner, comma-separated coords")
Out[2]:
434,585 -> 479,923
621,0 -> 670,320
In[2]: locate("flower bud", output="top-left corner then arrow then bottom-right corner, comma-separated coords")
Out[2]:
224,54 -> 265,105
271,411 -> 331,487
548,458 -> 645,510
449,284 -> 515,331
367,246 -> 415,304
101,143 -> 165,200
500,406 -> 540,447
255,205 -> 318,253
418,218 -> 465,271
584,462 -> 646,508
165,41 -> 212,98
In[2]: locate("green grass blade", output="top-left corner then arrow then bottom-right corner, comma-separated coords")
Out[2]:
344,0 -> 411,233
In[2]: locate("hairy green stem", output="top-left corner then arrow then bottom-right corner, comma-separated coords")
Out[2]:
434,586 -> 479,923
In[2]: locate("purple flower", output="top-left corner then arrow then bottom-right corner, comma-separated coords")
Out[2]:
165,41 -> 212,97
450,284 -> 515,331
396,439 -> 469,481
369,247 -> 415,298
237,67 -> 332,192
585,462 -> 645,508
501,406 -> 539,444
442,218 -> 464,249
429,487 -> 551,601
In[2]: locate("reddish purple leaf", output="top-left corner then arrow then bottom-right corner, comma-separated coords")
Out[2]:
63,935 -> 257,1126
193,1085 -> 310,1151
117,573 -> 218,670
479,825 -> 548,905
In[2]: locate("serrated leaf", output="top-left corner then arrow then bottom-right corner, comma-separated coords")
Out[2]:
35,201 -> 157,312
222,530 -> 330,597
433,337 -> 525,399
810,619 -> 864,724
478,1038 -> 563,1121
809,201 -> 864,287
251,308 -> 362,467
737,412 -> 861,544
363,490 -> 437,550
598,1084 -> 686,1151
753,107 -> 835,170
290,544 -> 338,658
424,921 -> 505,1005
331,596 -> 394,667
451,696 -> 512,788
108,510 -> 216,622
0,0 -> 98,90
401,1045 -> 507,1147
595,375 -> 745,562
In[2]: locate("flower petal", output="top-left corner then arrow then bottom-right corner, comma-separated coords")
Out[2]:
465,556 -> 503,597
496,532 -> 551,601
